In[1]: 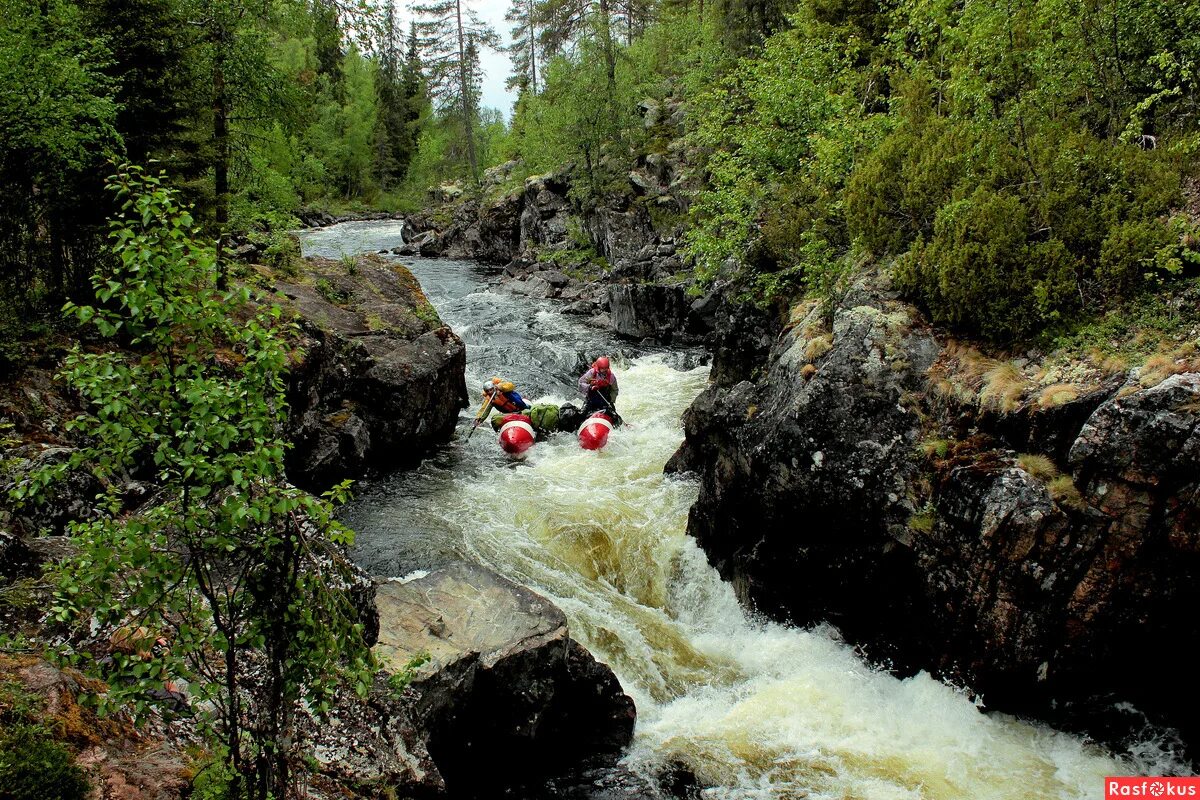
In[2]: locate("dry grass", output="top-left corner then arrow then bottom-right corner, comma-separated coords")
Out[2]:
1048,475 -> 1088,511
1038,383 -> 1080,408
980,362 -> 1028,413
1138,354 -> 1186,388
920,439 -> 950,460
804,335 -> 833,363
1017,453 -> 1059,481
908,510 -> 935,534
946,341 -> 999,389
1086,347 -> 1129,375
801,364 -> 817,380
928,341 -> 1001,405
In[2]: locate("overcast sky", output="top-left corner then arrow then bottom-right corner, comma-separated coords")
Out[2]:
402,0 -> 519,119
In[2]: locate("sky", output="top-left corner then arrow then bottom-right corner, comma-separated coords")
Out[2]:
402,1 -> 520,119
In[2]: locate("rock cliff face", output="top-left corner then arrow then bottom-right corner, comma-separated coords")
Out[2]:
277,255 -> 468,489
408,97 -> 711,344
674,272 -> 1200,743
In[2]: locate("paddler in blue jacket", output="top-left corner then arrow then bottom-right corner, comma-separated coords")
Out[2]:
478,377 -> 531,431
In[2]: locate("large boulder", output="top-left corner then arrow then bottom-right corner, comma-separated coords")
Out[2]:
451,191 -> 523,265
677,272 -> 1200,743
279,255 -> 468,489
607,284 -> 693,342
681,291 -> 939,656
374,562 -> 636,796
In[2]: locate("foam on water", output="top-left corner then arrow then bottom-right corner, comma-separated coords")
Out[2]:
302,221 -> 1173,799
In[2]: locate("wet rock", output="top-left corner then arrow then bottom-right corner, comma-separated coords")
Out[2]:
374,562 -> 636,796
0,528 -> 31,582
3,446 -> 104,536
677,271 -> 1200,746
608,284 -> 694,342
683,296 -> 937,655
300,680 -> 444,800
563,299 -> 601,316
1070,373 -> 1200,488
279,255 -> 468,489
457,190 -> 522,264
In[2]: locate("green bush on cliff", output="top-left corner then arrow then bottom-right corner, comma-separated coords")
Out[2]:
0,724 -> 89,800
678,0 -> 1200,339
0,678 -> 89,800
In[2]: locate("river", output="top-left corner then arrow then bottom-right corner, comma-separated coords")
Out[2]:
297,220 -> 1178,800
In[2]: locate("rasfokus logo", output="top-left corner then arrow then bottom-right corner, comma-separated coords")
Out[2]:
1106,778 -> 1200,798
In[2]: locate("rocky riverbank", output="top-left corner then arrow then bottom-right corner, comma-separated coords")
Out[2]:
393,98 -> 721,345
275,254 -> 468,489
0,253 -> 640,797
0,560 -> 634,799
669,270 -> 1200,750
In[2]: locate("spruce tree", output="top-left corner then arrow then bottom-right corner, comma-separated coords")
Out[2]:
505,0 -> 540,95
412,0 -> 499,182
538,0 -> 617,87
374,4 -> 421,189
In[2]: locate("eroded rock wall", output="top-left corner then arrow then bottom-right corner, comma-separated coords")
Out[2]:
674,272 -> 1200,741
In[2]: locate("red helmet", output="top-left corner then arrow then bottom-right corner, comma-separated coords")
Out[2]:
593,356 -> 610,371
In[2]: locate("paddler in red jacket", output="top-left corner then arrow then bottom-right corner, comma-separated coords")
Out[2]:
578,357 -> 621,423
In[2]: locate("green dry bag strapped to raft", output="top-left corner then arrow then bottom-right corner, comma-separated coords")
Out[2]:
529,404 -> 559,434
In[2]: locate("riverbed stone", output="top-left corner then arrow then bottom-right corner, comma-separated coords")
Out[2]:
375,562 -> 636,795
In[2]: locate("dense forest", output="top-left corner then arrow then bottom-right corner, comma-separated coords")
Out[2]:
2,0 -> 1198,355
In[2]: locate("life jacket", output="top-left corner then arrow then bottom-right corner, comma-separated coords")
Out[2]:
489,390 -> 525,414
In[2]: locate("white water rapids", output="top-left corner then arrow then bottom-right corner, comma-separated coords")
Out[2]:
297,221 -> 1177,799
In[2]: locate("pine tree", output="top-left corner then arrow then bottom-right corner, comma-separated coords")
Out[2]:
374,4 -> 421,188
613,0 -> 656,44
79,0 -> 204,170
537,0 -> 617,87
412,0 -> 499,182
312,0 -> 344,95
505,0 -> 540,95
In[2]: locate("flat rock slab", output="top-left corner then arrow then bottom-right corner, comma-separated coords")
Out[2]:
374,561 -> 567,672
372,562 -> 636,796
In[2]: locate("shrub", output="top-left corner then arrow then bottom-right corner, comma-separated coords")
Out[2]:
0,724 -> 89,800
1097,220 -> 1176,299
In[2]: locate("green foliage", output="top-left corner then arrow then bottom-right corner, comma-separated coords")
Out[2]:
0,724 -> 90,800
509,11 -> 705,201
386,651 -> 431,697
13,167 -> 372,800
0,678 -> 90,800
316,277 -> 353,306
0,0 -> 120,331
679,0 -> 1200,339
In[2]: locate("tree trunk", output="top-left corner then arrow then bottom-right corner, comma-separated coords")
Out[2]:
213,29 -> 230,285
528,0 -> 538,94
598,0 -> 616,89
455,0 -> 478,182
